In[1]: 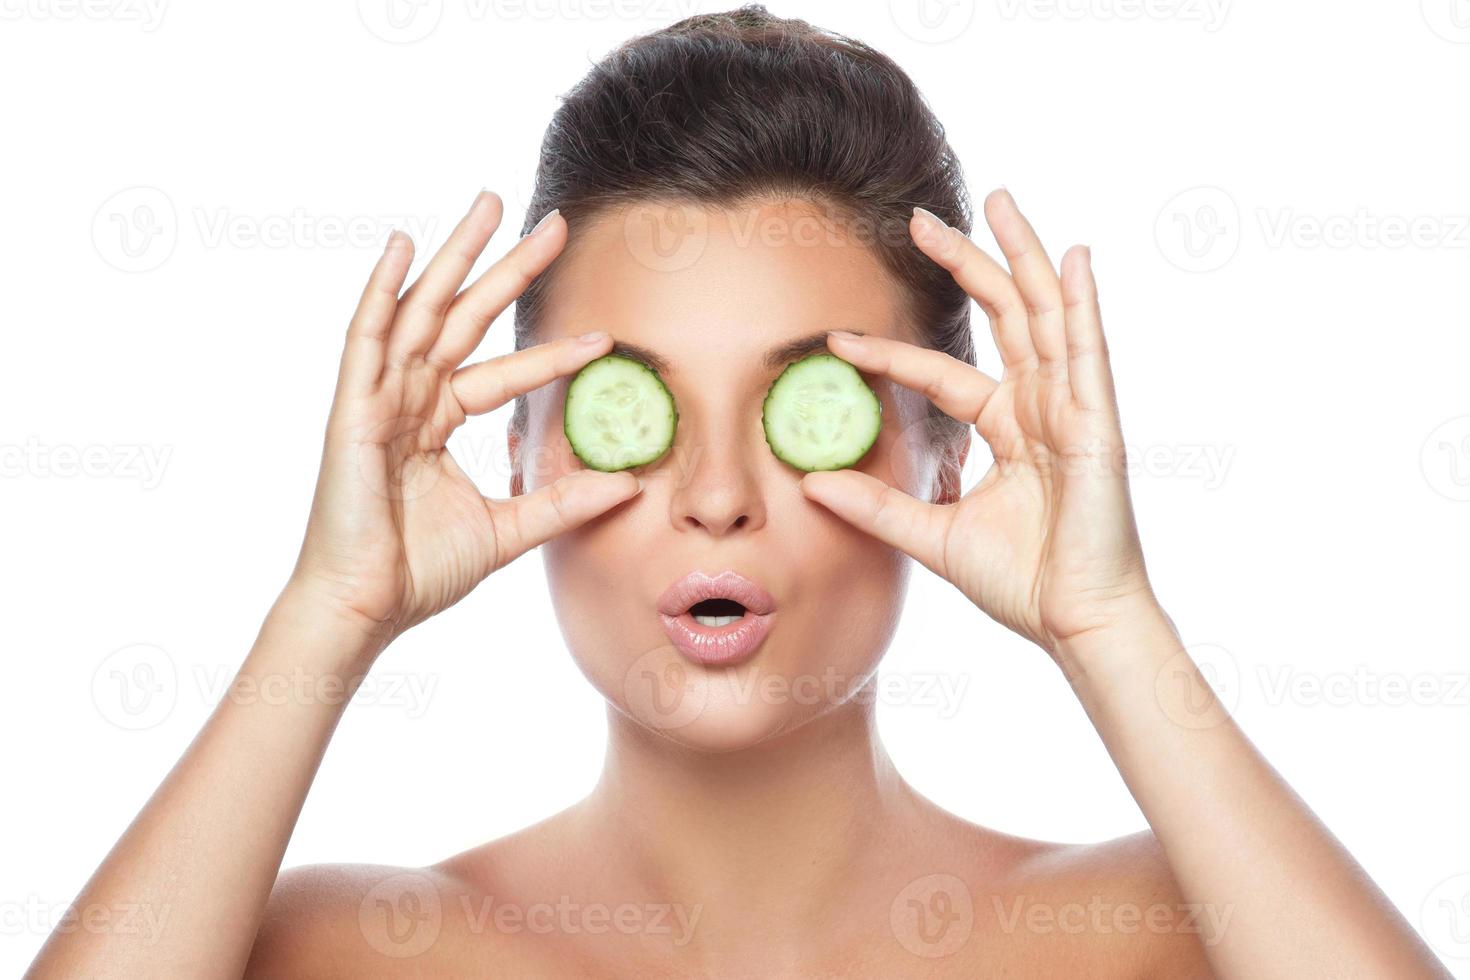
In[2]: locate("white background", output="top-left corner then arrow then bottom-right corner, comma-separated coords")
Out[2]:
3,0 -> 1469,973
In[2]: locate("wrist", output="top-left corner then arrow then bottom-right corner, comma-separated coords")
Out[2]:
264,580 -> 396,673
1050,594 -> 1180,691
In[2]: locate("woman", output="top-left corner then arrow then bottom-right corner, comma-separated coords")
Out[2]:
27,6 -> 1449,977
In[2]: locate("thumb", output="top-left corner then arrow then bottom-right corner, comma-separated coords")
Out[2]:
799,470 -> 949,575
489,469 -> 643,570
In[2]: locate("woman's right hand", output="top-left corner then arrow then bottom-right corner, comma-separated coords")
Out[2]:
286,190 -> 642,648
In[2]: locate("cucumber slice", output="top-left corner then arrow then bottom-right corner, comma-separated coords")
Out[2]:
564,354 -> 678,471
762,353 -> 882,472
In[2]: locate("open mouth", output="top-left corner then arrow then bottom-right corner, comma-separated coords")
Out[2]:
687,597 -> 748,628
657,571 -> 776,667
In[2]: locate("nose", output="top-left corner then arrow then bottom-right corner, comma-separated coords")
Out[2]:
668,418 -> 767,536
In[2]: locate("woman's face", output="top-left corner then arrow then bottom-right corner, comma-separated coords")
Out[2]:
515,198 -> 946,751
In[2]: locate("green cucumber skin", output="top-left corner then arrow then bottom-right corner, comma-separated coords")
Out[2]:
563,354 -> 679,472
762,353 -> 882,472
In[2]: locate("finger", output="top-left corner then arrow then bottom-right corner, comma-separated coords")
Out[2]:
337,231 -> 414,396
910,206 -> 1035,372
384,190 -> 503,369
1059,245 -> 1118,413
426,209 -> 566,370
450,330 -> 614,417
489,469 -> 643,568
825,331 -> 998,426
800,469 -> 951,577
982,189 -> 1069,380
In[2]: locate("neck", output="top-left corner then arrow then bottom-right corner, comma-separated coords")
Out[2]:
575,687 -> 915,934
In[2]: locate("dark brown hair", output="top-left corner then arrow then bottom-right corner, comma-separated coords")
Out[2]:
511,4 -> 975,446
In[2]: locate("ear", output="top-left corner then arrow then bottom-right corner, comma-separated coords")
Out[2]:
507,424 -> 525,498
932,431 -> 970,506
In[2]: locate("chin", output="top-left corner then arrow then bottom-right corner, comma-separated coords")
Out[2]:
572,631 -> 887,754
541,520 -> 914,755
610,653 -> 841,752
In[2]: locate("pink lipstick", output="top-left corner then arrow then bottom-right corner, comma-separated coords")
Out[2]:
657,570 -> 777,667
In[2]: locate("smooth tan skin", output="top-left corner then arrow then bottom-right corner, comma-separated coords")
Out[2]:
26,190 -> 1449,979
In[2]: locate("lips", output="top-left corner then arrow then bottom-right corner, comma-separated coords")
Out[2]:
657,570 -> 777,666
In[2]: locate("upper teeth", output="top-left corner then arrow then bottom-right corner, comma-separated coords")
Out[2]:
693,613 -> 741,627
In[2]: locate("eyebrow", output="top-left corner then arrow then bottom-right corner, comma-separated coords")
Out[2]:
608,330 -> 866,377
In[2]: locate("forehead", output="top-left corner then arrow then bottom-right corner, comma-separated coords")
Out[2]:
536,198 -> 908,372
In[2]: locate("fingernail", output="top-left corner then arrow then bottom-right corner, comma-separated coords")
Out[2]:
827,329 -> 863,343
469,189 -> 494,216
527,208 -> 560,238
635,478 -> 646,493
912,206 -> 947,246
578,330 -> 608,344
913,206 -> 947,226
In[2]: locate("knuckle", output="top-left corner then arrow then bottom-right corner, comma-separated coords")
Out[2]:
548,478 -> 575,526
870,485 -> 897,528
922,372 -> 949,406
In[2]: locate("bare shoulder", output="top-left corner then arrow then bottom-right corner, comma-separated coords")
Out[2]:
243,860 -> 548,979
1000,828 -> 1219,979
245,863 -> 447,978
245,818 -> 579,979
905,801 -> 1216,978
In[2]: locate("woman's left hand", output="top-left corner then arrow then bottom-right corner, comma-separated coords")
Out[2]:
801,189 -> 1158,658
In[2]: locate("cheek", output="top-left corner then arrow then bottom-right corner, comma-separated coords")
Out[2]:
528,374 -> 918,748
782,516 -> 911,661
541,512 -> 660,733
770,471 -> 913,688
